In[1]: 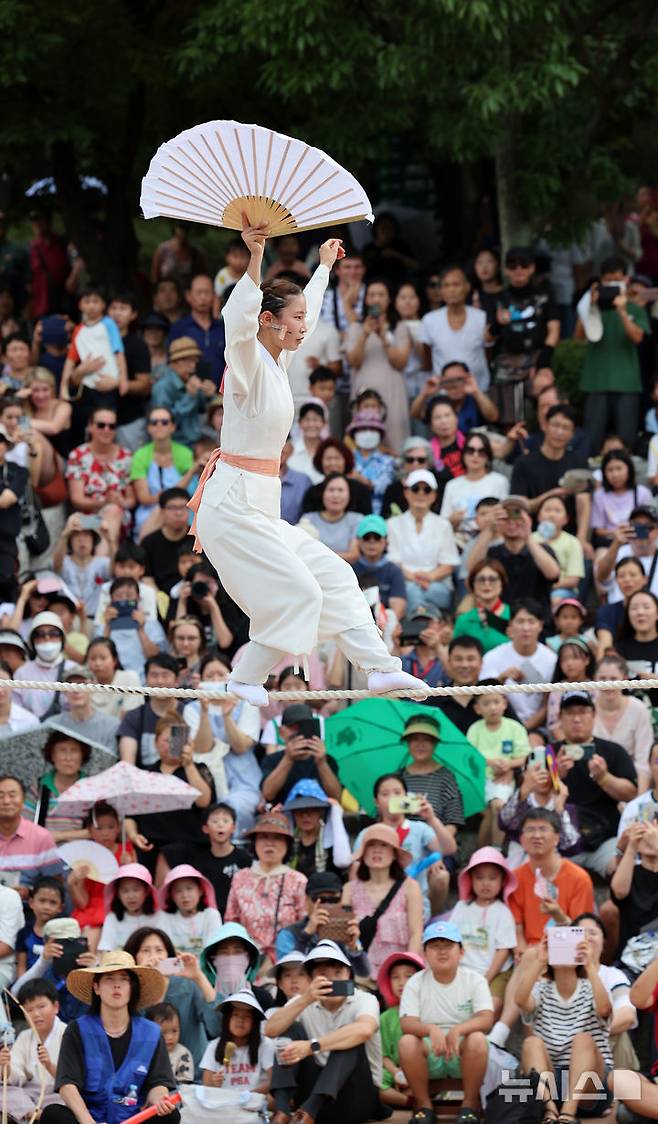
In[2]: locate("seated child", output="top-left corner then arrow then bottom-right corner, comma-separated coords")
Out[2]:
530,495 -> 584,605
98,863 -> 164,951
1,980 -> 66,1120
545,597 -> 588,653
377,951 -> 425,1109
498,753 -> 580,868
159,803 -> 252,918
399,920 -> 493,1124
467,683 -> 530,846
55,514 -> 112,619
12,918 -> 90,1023
450,848 -> 517,1016
146,1001 -> 194,1083
201,989 -> 273,1093
68,801 -> 135,952
265,950 -> 309,1014
156,864 -> 222,954
16,878 -> 64,977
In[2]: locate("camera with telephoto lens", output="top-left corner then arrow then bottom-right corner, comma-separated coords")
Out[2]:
191,580 -> 210,600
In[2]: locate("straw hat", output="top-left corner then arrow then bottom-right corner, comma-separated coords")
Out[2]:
66,949 -> 166,1008
351,824 -> 412,867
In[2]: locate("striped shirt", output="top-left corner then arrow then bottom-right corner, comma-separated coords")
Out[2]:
0,817 -> 63,889
526,978 -> 612,1068
402,766 -> 465,827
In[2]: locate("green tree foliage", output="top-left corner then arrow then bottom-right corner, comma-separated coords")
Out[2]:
0,0 -> 656,280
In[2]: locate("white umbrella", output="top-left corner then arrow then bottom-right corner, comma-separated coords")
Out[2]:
56,760 -> 200,818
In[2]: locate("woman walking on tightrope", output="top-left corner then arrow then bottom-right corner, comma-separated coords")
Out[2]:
190,218 -> 426,707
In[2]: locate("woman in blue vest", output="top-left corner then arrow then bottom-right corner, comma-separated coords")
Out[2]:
41,950 -> 180,1124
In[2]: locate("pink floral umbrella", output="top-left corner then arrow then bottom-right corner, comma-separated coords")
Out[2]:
56,761 -> 200,818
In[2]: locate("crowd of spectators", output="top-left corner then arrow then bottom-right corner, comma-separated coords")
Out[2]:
0,196 -> 657,1124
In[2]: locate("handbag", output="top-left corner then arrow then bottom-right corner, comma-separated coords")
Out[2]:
36,465 -> 68,508
20,480 -> 50,556
358,879 -> 403,951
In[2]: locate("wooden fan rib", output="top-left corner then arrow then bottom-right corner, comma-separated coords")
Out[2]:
184,141 -> 233,206
214,131 -> 243,199
263,131 -> 274,198
268,138 -> 291,199
294,213 -> 370,234
160,162 -> 229,210
277,144 -> 310,203
286,168 -> 340,211
200,134 -> 242,201
293,187 -> 356,221
251,128 -> 259,198
234,128 -> 252,197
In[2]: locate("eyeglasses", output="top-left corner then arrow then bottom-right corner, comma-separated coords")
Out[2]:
164,504 -> 188,512
410,484 -> 432,494
94,421 -> 117,430
464,446 -> 486,455
474,575 -> 500,584
405,455 -> 428,464
148,417 -> 172,426
362,533 -> 384,542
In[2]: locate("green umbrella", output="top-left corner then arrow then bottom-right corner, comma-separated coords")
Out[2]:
325,698 -> 485,818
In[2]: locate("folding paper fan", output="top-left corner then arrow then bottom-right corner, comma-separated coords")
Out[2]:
57,840 -> 119,884
140,120 -> 374,236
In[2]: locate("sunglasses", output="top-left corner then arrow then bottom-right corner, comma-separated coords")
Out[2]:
148,418 -> 172,426
94,421 -> 117,430
410,484 -> 433,494
405,455 -> 428,464
362,532 -> 384,542
507,259 -> 531,269
34,629 -> 61,640
464,445 -> 486,455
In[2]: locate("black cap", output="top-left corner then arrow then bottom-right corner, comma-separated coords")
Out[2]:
505,246 -> 534,265
307,872 -> 343,899
559,690 -> 595,712
140,310 -> 170,332
630,505 -> 658,524
282,703 -> 314,726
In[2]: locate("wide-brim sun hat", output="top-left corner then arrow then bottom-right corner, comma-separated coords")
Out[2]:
66,949 -> 166,1008
457,845 -> 518,904
103,862 -> 154,912
157,863 -> 217,911
376,951 -> 426,1007
283,778 -> 330,816
351,823 -> 412,867
245,811 -> 293,838
268,951 -> 306,979
304,939 -> 351,969
218,987 -> 265,1017
402,714 -> 440,742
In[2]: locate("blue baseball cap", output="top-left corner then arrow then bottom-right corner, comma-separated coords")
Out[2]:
357,514 -> 388,539
423,920 -> 463,946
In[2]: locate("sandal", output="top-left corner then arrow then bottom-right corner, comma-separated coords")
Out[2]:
556,1114 -> 579,1124
542,1099 -> 559,1124
455,1110 -> 481,1124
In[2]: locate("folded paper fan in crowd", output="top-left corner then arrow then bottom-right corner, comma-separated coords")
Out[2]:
57,840 -> 119,884
140,120 -> 374,235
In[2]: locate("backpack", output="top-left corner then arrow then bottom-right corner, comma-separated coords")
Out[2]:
484,1069 -> 545,1124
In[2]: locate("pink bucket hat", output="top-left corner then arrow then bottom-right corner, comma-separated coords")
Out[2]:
376,950 -> 426,1008
157,863 -> 217,911
103,862 -> 155,912
457,846 -> 517,904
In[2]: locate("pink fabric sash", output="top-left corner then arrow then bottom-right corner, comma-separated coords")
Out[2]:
187,449 -> 281,552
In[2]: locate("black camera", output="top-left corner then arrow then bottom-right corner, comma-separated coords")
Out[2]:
597,283 -> 623,311
191,580 -> 210,600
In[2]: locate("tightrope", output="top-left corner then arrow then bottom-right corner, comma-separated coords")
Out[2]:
2,676 -> 658,702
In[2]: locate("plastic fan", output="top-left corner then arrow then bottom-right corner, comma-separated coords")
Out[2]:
140,120 -> 374,236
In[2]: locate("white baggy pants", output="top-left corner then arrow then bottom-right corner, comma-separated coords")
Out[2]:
196,466 -> 401,685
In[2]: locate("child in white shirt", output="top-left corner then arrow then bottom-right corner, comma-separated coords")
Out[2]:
451,847 -> 517,1016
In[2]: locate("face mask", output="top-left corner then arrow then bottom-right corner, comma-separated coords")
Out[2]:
537,520 -> 557,540
34,641 -> 62,664
354,430 -> 380,451
213,951 -> 250,999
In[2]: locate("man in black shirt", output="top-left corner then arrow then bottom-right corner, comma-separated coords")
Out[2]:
141,487 -> 196,593
171,559 -> 249,660
428,635 -> 484,733
467,495 -> 560,618
510,404 -> 591,540
261,705 -> 342,804
556,691 -> 637,876
0,427 -> 27,600
491,245 -> 560,425
108,292 -> 152,449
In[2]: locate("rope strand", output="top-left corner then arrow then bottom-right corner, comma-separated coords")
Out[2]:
3,676 -> 658,702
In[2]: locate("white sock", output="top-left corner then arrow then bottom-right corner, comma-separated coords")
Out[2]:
488,1021 -> 510,1048
227,680 -> 269,707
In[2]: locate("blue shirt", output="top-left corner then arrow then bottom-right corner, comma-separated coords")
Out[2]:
281,467 -> 311,525
168,314 -> 225,384
352,557 -> 406,606
151,367 -> 206,444
353,450 -> 395,514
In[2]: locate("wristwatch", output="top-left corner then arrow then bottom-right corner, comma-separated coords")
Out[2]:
310,1038 -> 322,1054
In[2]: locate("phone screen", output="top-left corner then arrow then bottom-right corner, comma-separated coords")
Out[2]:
168,724 -> 187,759
330,979 -> 355,997
296,717 -> 321,740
